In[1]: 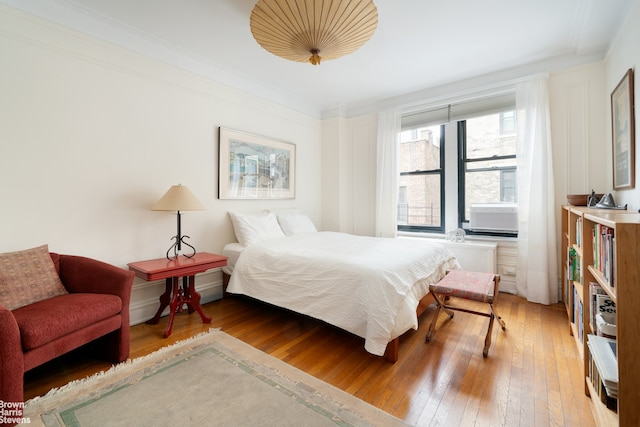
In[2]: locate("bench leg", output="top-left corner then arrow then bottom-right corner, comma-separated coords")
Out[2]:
425,304 -> 441,342
490,303 -> 506,331
483,312 -> 496,358
425,292 -> 454,343
483,303 -> 506,357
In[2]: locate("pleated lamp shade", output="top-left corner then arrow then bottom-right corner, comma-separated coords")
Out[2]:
250,0 -> 378,65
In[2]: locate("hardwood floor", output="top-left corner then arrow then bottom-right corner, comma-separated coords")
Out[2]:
23,293 -> 596,426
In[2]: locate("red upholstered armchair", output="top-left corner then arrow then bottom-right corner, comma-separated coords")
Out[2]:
0,251 -> 134,405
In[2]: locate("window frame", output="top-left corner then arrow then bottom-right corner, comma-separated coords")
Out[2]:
397,124 -> 446,233
457,120 -> 518,238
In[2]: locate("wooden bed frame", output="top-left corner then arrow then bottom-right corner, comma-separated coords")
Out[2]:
222,272 -> 436,363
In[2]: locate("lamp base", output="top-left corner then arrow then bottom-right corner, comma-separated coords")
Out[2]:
165,235 -> 196,260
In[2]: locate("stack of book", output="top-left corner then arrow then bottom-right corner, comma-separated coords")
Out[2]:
589,282 -> 616,336
587,334 -> 618,411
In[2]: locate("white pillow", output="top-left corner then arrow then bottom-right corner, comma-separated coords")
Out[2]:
276,213 -> 317,236
229,212 -> 285,246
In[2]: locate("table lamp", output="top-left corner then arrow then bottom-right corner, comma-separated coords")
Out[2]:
152,184 -> 205,260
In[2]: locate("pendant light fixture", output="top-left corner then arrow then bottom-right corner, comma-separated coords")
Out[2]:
250,0 -> 378,65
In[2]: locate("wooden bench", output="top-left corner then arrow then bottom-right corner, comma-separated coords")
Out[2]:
425,270 -> 506,357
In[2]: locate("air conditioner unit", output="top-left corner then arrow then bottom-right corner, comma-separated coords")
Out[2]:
469,203 -> 518,232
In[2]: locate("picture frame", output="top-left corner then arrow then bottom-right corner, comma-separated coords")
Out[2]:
611,68 -> 635,190
218,127 -> 296,199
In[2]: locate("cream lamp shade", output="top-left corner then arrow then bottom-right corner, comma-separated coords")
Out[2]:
250,0 -> 378,65
152,184 -> 205,212
152,184 -> 205,259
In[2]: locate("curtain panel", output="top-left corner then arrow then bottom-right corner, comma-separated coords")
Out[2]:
375,110 -> 401,237
515,77 -> 559,304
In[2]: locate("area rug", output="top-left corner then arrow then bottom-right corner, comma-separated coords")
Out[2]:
22,329 -> 408,427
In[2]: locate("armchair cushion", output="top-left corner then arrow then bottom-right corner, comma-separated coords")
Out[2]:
13,293 -> 123,351
0,245 -> 67,310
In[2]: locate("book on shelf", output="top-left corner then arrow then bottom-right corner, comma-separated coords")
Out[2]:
567,247 -> 580,282
579,299 -> 583,343
592,224 -> 615,286
589,282 -> 616,333
564,273 -> 571,308
576,217 -> 582,247
611,237 -> 616,286
573,285 -> 583,343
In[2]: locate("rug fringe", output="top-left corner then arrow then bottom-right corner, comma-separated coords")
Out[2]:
26,327 -> 221,405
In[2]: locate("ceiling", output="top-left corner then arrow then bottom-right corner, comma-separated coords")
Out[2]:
2,0 -> 635,117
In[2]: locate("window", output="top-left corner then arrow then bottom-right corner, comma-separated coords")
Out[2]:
500,111 -> 516,135
458,112 -> 517,236
398,94 -> 517,236
501,169 -> 516,201
398,125 -> 444,232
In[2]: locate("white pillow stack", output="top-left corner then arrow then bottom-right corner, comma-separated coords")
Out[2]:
228,211 -> 318,245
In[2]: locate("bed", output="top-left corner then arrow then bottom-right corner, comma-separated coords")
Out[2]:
223,212 -> 460,362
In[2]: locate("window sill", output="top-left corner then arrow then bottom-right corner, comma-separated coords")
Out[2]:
397,230 -> 517,243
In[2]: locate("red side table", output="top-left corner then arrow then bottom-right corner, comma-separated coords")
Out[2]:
128,252 -> 227,337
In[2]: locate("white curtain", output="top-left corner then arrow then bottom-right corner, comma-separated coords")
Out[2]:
515,77 -> 558,304
375,110 -> 401,237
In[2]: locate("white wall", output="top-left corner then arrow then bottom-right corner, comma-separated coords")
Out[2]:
0,7 -> 322,320
321,113 -> 377,235
606,0 -> 640,210
320,116 -> 345,232
549,62 -> 609,201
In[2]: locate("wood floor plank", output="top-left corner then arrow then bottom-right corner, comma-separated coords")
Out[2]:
22,293 -> 596,426
544,308 -> 567,427
447,351 -> 483,426
504,298 -> 527,427
416,322 -> 474,425
520,301 -> 539,426
478,318 -> 509,424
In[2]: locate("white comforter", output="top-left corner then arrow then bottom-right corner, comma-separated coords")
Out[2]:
227,232 -> 460,356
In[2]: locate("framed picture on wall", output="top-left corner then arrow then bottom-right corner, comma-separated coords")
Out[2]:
218,127 -> 296,199
611,68 -> 635,190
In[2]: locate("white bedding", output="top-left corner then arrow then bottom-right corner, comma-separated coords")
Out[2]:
221,242 -> 244,275
226,232 -> 459,356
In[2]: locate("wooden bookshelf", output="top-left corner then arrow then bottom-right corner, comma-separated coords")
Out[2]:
561,206 -> 640,426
